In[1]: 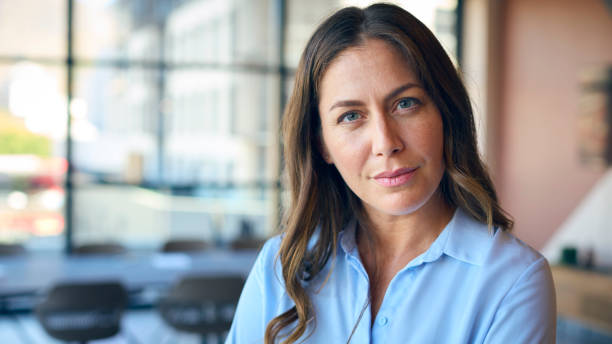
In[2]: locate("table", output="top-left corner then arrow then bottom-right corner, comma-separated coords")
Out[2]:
0,249 -> 259,312
552,265 -> 612,336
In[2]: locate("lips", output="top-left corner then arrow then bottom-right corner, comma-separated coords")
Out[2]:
373,167 -> 418,187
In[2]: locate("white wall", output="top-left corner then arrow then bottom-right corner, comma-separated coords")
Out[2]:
542,169 -> 612,267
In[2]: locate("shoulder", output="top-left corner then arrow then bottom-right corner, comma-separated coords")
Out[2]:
491,228 -> 546,265
445,209 -> 546,270
458,212 -> 555,317
487,228 -> 555,301
446,209 -> 554,297
251,234 -> 284,286
487,226 -> 551,281
249,234 -> 302,308
451,209 -> 547,269
226,235 -> 291,343
478,229 -> 557,342
446,211 -> 556,341
257,234 -> 282,264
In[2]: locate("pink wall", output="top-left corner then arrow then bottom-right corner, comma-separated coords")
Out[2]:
497,0 -> 612,249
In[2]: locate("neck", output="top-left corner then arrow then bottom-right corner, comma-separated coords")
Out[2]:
358,191 -> 454,265
356,191 -> 455,321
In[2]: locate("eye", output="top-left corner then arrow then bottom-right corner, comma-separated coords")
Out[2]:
396,97 -> 420,110
338,111 -> 362,123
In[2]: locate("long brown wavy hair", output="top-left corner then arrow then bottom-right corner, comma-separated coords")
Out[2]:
266,3 -> 513,343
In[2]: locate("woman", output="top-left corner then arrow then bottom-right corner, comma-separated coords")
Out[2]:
227,3 -> 556,343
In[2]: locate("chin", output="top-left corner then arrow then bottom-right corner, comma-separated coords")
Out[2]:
367,198 -> 429,217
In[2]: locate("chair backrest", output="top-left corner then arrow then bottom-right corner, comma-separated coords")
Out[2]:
0,243 -> 26,256
158,275 -> 244,335
229,238 -> 264,250
73,243 -> 126,255
35,281 -> 128,342
161,239 -> 209,253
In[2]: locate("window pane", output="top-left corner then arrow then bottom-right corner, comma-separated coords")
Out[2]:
0,63 -> 66,251
73,66 -> 161,184
165,70 -> 280,185
285,0 -> 458,67
73,184 -> 273,249
72,66 -> 280,248
285,0 -> 339,69
0,0 -> 66,59
75,0 -> 162,62
75,0 -> 280,65
72,65 -> 160,247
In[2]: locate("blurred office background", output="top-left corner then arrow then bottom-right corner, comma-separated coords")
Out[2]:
0,0 -> 611,343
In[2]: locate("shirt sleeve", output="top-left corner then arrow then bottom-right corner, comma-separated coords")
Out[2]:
483,257 -> 557,344
225,240 -> 275,344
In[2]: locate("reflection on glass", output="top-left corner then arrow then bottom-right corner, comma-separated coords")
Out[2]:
0,64 -> 66,250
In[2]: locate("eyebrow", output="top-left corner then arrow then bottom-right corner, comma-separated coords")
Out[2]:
328,83 -> 420,112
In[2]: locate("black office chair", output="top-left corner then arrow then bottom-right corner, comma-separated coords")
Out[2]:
0,243 -> 26,256
73,242 -> 126,255
229,238 -> 264,250
161,239 -> 209,253
158,275 -> 244,344
35,281 -> 128,343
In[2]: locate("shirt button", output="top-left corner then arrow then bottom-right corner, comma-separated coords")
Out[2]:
378,316 -> 388,326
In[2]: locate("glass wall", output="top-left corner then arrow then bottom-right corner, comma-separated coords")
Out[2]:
0,0 -> 458,252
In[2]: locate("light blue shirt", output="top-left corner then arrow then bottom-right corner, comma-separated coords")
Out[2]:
226,209 -> 556,343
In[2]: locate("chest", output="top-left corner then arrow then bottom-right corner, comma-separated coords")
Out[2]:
368,270 -> 397,319
363,251 -> 426,319
299,257 -> 498,344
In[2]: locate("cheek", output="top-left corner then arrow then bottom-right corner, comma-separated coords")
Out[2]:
409,116 -> 444,163
432,120 -> 445,162
424,125 -> 446,177
323,131 -> 369,174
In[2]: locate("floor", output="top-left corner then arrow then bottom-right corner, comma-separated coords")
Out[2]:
0,309 -> 226,344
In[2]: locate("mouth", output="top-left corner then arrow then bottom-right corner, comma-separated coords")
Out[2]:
373,167 -> 418,187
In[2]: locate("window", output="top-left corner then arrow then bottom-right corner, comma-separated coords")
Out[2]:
0,0 -> 458,252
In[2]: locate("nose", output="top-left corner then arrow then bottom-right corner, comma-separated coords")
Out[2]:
370,113 -> 404,157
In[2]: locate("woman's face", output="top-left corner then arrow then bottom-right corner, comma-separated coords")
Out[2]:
318,39 -> 446,219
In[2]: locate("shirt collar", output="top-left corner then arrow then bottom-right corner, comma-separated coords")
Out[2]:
337,208 -> 491,267
338,218 -> 359,258
436,208 -> 491,266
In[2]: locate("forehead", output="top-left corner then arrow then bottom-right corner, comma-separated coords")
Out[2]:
318,39 -> 419,104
